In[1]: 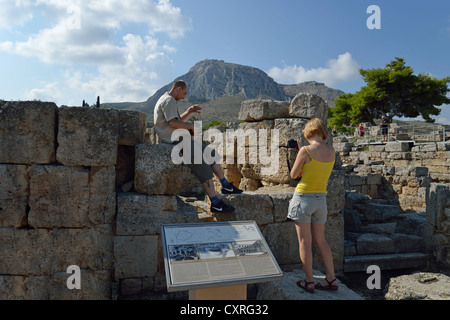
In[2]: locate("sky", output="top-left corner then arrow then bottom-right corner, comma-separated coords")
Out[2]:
0,0 -> 449,123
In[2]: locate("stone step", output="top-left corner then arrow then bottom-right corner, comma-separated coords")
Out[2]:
343,252 -> 432,272
346,232 -> 427,255
354,202 -> 401,222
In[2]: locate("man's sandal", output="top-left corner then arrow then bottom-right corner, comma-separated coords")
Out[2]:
315,278 -> 338,291
296,279 -> 315,293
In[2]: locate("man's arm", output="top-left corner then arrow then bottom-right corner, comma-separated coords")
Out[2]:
168,118 -> 195,131
179,105 -> 201,122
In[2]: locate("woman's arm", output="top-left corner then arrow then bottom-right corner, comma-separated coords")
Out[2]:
290,147 -> 308,179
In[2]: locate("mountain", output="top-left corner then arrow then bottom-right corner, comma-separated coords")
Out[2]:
112,59 -> 345,123
142,59 -> 287,113
283,81 -> 345,108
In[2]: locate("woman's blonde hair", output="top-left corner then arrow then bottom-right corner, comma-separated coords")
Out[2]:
302,118 -> 328,140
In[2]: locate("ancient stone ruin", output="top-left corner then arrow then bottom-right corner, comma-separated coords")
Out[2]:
1,94 -> 449,300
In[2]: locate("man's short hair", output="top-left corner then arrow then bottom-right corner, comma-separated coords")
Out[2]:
302,118 -> 328,140
171,80 -> 187,91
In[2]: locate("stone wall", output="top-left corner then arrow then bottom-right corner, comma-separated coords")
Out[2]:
337,138 -> 450,271
426,184 -> 450,269
336,140 -> 450,183
0,96 -> 347,300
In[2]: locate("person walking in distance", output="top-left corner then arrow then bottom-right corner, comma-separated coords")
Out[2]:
287,118 -> 338,293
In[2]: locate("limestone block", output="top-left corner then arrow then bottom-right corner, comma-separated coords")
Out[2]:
274,118 -> 309,147
256,269 -> 363,300
0,101 -> 57,164
22,270 -> 111,300
385,272 -> 450,300
0,276 -> 26,299
29,165 -> 90,228
269,191 -> 294,222
89,166 -> 116,224
289,93 -> 328,123
223,192 -> 274,225
356,233 -> 395,255
356,202 -> 400,222
262,222 -> 299,265
426,184 -> 450,229
116,193 -> 198,236
326,170 -> 346,215
238,177 -> 262,191
392,233 -> 426,253
385,141 -> 413,152
238,99 -> 289,121
134,143 -> 199,195
0,227 -> 113,276
320,213 -> 344,272
0,165 -> 28,227
57,106 -> 118,166
114,235 -> 159,280
118,110 -> 146,146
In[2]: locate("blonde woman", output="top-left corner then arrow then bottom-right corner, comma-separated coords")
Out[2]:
288,118 -> 338,293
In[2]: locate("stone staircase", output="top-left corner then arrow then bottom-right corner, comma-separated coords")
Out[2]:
343,192 -> 432,272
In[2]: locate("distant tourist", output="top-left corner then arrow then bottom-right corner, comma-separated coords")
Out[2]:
332,125 -> 338,136
380,116 -> 389,142
359,123 -> 365,137
287,118 -> 338,293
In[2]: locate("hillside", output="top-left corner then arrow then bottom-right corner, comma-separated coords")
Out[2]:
108,59 -> 345,124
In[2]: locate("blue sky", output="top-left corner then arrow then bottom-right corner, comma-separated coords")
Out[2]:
0,0 -> 449,123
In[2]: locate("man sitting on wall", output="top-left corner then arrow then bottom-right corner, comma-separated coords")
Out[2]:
153,80 -> 242,213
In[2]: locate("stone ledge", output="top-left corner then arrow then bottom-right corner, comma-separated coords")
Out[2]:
256,268 -> 363,300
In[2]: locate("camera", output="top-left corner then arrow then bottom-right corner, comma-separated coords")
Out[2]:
287,139 -> 299,149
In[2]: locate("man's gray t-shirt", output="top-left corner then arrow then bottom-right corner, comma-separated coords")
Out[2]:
153,92 -> 180,144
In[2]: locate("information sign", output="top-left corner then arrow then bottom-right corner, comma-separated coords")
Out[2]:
161,221 -> 283,292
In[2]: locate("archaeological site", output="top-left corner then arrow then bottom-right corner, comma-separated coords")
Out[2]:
1,94 -> 449,300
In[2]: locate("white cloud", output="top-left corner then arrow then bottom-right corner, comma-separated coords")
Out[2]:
268,52 -> 361,86
0,0 -> 191,103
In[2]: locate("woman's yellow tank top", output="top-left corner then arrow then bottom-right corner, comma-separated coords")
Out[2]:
295,146 -> 335,193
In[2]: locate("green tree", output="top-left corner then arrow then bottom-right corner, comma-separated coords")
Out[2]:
330,57 -> 450,126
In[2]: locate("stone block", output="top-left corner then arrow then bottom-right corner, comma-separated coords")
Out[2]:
89,166 -> 116,224
29,165 -> 90,228
238,99 -> 289,121
135,143 -> 199,195
385,272 -> 450,300
0,101 -> 57,164
118,110 -> 146,146
274,118 -> 310,147
256,269 -> 363,300
385,141 -> 413,152
116,193 -> 198,236
392,233 -> 426,253
57,106 -> 118,166
262,222 -> 299,265
0,227 -> 113,276
356,233 -> 395,255
0,165 -> 29,227
359,202 -> 401,222
289,93 -> 328,123
114,235 -> 159,280
22,270 -> 111,300
327,170 -> 346,215
222,192 -> 274,225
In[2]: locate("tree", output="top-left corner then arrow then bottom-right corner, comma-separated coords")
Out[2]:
330,57 -> 450,126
